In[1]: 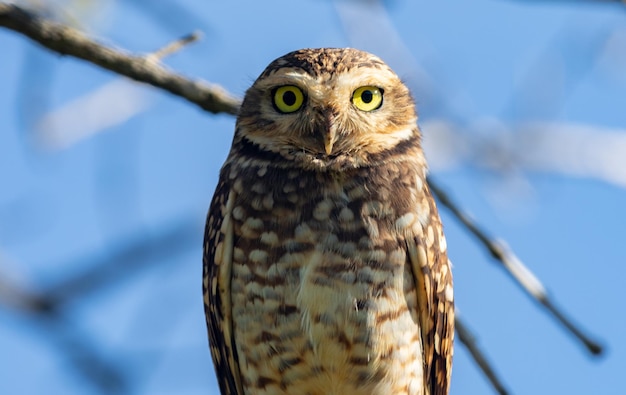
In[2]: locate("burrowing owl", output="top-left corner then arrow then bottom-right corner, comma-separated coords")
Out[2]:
203,48 -> 454,395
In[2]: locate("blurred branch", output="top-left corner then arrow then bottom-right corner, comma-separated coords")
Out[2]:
36,311 -> 129,394
455,314 -> 509,395
421,119 -> 626,191
0,3 -> 240,115
0,218 -> 199,394
0,268 -> 50,313
0,218 -> 199,313
43,218 -> 199,305
36,30 -> 203,150
428,177 -> 604,356
36,79 -> 152,149
0,265 -> 128,393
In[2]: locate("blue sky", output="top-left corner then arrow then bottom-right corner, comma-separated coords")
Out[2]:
1,1 -> 625,394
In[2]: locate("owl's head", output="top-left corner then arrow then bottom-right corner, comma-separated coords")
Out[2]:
235,48 -> 421,171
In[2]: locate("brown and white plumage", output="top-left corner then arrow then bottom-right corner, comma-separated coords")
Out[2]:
203,48 -> 454,395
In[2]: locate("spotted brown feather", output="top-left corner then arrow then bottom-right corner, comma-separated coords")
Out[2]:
407,185 -> 454,395
203,179 -> 243,395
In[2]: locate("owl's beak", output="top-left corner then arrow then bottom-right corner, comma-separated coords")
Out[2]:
320,107 -> 337,155
324,130 -> 335,155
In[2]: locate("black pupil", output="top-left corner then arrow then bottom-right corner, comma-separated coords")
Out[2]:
361,90 -> 373,103
283,90 -> 297,106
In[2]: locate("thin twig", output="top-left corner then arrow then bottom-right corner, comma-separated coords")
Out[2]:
148,30 -> 203,61
455,314 -> 510,395
428,176 -> 604,356
0,3 -> 240,115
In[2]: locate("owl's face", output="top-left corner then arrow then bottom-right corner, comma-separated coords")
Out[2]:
235,48 -> 420,171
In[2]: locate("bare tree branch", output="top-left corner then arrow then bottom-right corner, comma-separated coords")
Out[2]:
455,314 -> 509,395
149,30 -> 203,61
0,3 -> 240,115
428,177 -> 604,356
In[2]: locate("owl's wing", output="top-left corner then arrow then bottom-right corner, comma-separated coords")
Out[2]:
406,200 -> 454,395
203,178 -> 243,395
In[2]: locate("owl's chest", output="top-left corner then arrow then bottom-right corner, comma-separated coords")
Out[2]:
228,167 -> 425,394
228,167 -> 414,289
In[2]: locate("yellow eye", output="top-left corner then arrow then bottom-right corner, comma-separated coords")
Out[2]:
352,86 -> 383,112
273,85 -> 305,113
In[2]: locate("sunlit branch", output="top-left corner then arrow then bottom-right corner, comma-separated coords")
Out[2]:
149,30 -> 203,61
428,177 -> 604,356
0,3 -> 240,115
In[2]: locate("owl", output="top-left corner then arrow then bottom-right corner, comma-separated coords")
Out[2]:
203,48 -> 454,395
